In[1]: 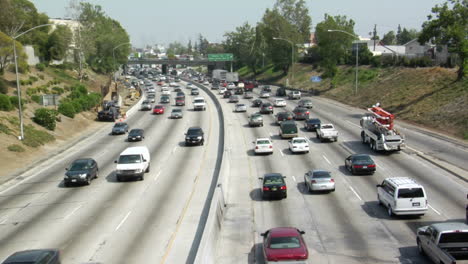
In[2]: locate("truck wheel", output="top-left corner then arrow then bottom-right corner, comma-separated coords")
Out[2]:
361,131 -> 366,143
146,164 -> 150,173
417,239 -> 425,255
387,206 -> 394,217
316,133 -> 319,139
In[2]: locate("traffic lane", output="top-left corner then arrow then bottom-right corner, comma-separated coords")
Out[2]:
266,86 -> 468,172
0,97 -> 186,262
76,83 -> 216,264
215,105 -> 256,264
251,107 -> 409,263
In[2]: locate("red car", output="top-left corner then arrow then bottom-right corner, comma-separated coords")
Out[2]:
153,105 -> 165,114
261,227 -> 309,264
244,82 -> 255,92
157,81 -> 164,86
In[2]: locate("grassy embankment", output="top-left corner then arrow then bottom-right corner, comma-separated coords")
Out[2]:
240,63 -> 468,139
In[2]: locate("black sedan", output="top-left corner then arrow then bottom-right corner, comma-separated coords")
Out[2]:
345,154 -> 376,175
259,173 -> 287,199
128,128 -> 145,142
1,249 -> 61,264
223,91 -> 232,99
252,99 -> 263,107
185,127 -> 204,146
304,118 -> 321,131
64,158 -> 99,186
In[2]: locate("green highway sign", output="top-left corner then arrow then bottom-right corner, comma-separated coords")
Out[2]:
208,53 -> 233,61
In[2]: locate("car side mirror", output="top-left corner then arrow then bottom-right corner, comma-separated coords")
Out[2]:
143,159 -> 147,162
65,168 -> 69,171
283,176 -> 286,178
376,184 -> 382,187
300,231 -> 305,235
114,160 -> 118,163
258,177 -> 263,180
418,230 -> 429,236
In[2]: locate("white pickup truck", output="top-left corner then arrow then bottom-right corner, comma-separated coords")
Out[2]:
417,222 -> 468,264
316,124 -> 338,142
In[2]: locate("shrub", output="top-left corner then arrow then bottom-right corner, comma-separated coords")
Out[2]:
35,63 -> 46,71
38,74 -> 45,80
8,144 -> 25,152
58,102 -> 76,118
0,123 -> 11,135
33,108 -> 57,130
29,76 -> 38,82
0,78 -> 7,94
31,95 -> 41,104
9,96 -> 24,109
51,86 -> 64,94
0,94 -> 14,111
23,124 -> 55,147
26,88 -> 37,96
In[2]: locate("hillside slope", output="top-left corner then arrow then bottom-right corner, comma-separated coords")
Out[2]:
242,64 -> 468,139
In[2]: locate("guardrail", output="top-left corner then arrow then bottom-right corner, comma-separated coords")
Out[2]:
181,79 -> 226,264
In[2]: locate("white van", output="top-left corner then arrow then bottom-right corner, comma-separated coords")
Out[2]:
115,146 -> 150,181
376,177 -> 428,217
193,97 -> 206,111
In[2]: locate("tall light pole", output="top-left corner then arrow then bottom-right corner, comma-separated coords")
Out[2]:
327,29 -> 360,95
112,42 -> 131,82
273,37 -> 294,87
12,24 -> 53,141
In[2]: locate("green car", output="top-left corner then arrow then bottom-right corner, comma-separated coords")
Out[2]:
249,113 -> 263,127
279,120 -> 298,139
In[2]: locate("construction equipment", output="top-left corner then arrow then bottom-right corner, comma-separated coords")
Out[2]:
360,103 -> 405,152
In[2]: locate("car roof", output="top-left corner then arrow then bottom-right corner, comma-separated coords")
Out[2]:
3,249 -> 59,263
264,173 -> 283,178
114,122 -> 127,125
431,222 -> 468,233
268,227 -> 300,237
129,128 -> 143,132
256,138 -> 271,141
292,137 -> 307,140
188,126 -> 202,130
351,154 -> 371,158
120,146 -> 149,156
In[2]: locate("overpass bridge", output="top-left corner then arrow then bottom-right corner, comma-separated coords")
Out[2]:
126,58 -> 231,74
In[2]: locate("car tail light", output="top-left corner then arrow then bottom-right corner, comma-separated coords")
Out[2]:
280,186 -> 287,190
269,145 -> 273,148
263,187 -> 270,191
353,165 -> 363,168
306,112 -> 310,115
255,146 -> 259,149
330,179 -> 335,182
367,164 -> 376,168
311,180 -> 317,183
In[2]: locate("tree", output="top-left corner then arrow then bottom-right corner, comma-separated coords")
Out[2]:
46,25 -> 73,61
315,14 -> 356,77
223,22 -> 257,71
381,31 -> 397,45
187,40 -> 192,54
273,0 -> 312,42
419,0 -> 467,79
0,31 -> 26,74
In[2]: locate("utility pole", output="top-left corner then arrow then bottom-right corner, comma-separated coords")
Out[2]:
373,24 -> 377,51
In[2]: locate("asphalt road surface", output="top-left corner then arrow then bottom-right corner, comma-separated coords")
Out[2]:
0,81 -> 220,264
214,84 -> 468,264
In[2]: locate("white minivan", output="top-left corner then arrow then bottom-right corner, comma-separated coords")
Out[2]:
376,177 -> 428,217
115,146 -> 150,181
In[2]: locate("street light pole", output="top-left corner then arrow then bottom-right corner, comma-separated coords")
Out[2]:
273,37 -> 294,87
327,29 -> 359,95
112,42 -> 131,82
12,23 -> 53,141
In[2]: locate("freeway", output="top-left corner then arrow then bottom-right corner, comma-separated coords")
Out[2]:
0,81 -> 221,263
214,84 -> 468,263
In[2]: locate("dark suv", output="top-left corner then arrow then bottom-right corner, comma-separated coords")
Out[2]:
1,249 -> 61,264
185,127 -> 205,146
64,158 -> 99,186
260,102 -> 274,114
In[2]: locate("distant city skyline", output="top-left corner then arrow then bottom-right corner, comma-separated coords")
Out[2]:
32,0 -> 447,48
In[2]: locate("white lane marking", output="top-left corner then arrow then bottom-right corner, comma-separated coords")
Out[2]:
269,132 -> 274,137
428,204 -> 441,215
322,155 -> 332,165
172,146 -> 178,153
0,217 -> 7,224
280,150 -> 284,157
349,186 -> 363,201
154,171 -> 162,182
115,211 -> 132,231
64,204 -> 82,220
346,120 -> 360,128
292,176 -> 296,182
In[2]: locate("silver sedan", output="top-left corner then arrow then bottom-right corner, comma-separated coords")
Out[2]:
304,170 -> 335,192
170,108 -> 183,119
235,103 -> 247,112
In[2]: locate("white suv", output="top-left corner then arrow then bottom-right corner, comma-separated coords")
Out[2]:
376,177 -> 428,217
193,97 -> 206,111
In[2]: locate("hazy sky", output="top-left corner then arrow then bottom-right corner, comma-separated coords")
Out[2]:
32,0 -> 446,48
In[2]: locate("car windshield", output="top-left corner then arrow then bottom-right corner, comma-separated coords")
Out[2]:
307,119 -> 320,124
155,106 -> 163,109
264,176 -> 284,185
194,99 -> 204,103
172,109 -> 182,113
312,171 -> 331,178
118,155 -> 142,164
69,161 -> 89,171
114,123 -> 126,127
293,139 -> 307,144
129,130 -> 141,136
188,129 -> 202,135
397,188 -> 424,198
257,140 -> 270,144
322,125 -> 334,129
269,236 -> 301,249
439,232 -> 468,243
